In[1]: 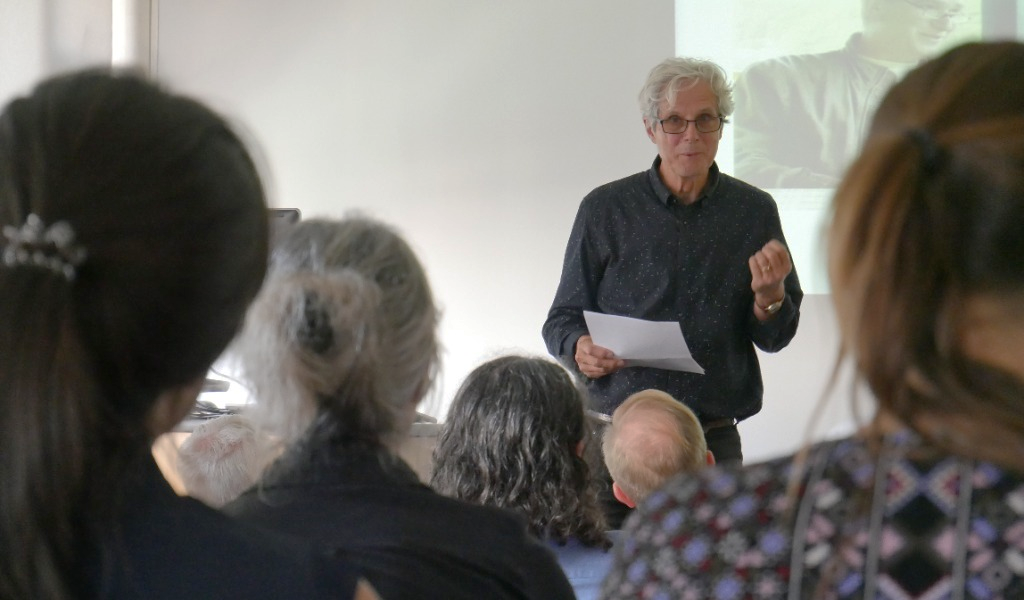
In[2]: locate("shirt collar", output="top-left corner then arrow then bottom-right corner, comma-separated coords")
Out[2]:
647,156 -> 721,207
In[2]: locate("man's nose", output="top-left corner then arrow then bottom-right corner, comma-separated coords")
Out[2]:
681,124 -> 701,141
930,12 -> 957,32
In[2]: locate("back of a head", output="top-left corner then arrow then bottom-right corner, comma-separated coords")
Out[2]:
0,69 -> 268,599
829,41 -> 1024,468
431,355 -> 607,546
603,389 -> 709,504
237,216 -> 439,450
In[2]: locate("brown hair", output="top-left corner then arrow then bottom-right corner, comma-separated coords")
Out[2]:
829,41 -> 1024,469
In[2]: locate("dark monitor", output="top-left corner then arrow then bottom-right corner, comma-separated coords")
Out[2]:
270,208 -> 301,248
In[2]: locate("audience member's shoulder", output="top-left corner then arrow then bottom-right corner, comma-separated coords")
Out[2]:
636,453 -> 786,518
191,505 -> 360,599
430,488 -> 537,538
99,479 -> 359,599
431,495 -> 575,599
635,438 -> 853,527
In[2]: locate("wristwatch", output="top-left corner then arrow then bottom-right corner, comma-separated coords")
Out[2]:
759,297 -> 785,315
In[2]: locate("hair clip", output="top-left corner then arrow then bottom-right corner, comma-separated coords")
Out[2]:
1,214 -> 87,281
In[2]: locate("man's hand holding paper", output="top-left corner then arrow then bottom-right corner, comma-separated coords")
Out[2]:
582,311 -> 705,376
574,334 -> 626,379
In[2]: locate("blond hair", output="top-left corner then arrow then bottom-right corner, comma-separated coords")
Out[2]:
603,389 -> 708,503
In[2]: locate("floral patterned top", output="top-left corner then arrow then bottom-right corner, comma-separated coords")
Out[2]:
601,432 -> 1024,599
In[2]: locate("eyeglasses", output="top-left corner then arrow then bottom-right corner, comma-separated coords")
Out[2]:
658,114 -> 727,135
899,0 -> 969,25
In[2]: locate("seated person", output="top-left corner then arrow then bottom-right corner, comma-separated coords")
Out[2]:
224,217 -> 573,600
177,414 -> 276,507
603,41 -> 1024,598
0,69 -> 373,599
602,388 -> 714,509
431,355 -> 614,600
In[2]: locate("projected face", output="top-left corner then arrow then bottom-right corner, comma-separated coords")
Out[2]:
645,79 -> 722,192
870,0 -> 964,61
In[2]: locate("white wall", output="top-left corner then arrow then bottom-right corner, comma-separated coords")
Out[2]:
746,295 -> 864,459
0,0 -> 112,103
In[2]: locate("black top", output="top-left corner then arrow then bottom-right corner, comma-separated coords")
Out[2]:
85,456 -> 358,599
542,158 -> 803,419
225,444 -> 575,600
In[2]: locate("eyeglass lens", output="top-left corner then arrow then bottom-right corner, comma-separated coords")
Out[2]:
660,115 -> 723,134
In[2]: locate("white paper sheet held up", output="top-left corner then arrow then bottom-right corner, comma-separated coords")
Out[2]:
583,311 -> 704,374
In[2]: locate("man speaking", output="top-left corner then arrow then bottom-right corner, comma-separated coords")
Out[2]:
543,57 -> 803,465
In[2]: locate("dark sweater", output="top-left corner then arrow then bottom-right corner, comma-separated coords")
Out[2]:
86,456 -> 357,599
226,444 -> 574,600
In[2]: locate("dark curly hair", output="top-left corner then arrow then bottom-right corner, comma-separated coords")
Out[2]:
431,355 -> 609,548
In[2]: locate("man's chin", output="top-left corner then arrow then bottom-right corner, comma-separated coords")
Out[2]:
915,35 -> 949,54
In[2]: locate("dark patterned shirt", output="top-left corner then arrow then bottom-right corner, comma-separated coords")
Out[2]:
542,158 -> 802,418
602,432 -> 1024,599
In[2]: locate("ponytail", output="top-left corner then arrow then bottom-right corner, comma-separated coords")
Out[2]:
0,271 -> 110,599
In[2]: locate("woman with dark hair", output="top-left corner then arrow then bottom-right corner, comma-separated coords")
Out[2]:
224,217 -> 573,600
603,40 -> 1024,599
0,71 -> 374,599
432,355 -> 613,600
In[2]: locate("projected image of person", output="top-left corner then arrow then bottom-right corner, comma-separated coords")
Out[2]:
543,57 -> 803,475
734,0 -> 968,188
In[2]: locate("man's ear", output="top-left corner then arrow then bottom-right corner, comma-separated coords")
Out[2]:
644,117 -> 657,142
706,450 -> 716,466
612,481 -> 636,508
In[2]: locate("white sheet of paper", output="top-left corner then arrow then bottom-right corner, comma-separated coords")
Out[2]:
583,311 -> 704,374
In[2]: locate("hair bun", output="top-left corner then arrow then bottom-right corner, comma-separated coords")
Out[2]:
296,292 -> 334,354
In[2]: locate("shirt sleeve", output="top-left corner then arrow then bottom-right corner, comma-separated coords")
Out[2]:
542,197 -> 604,367
746,198 -> 804,353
